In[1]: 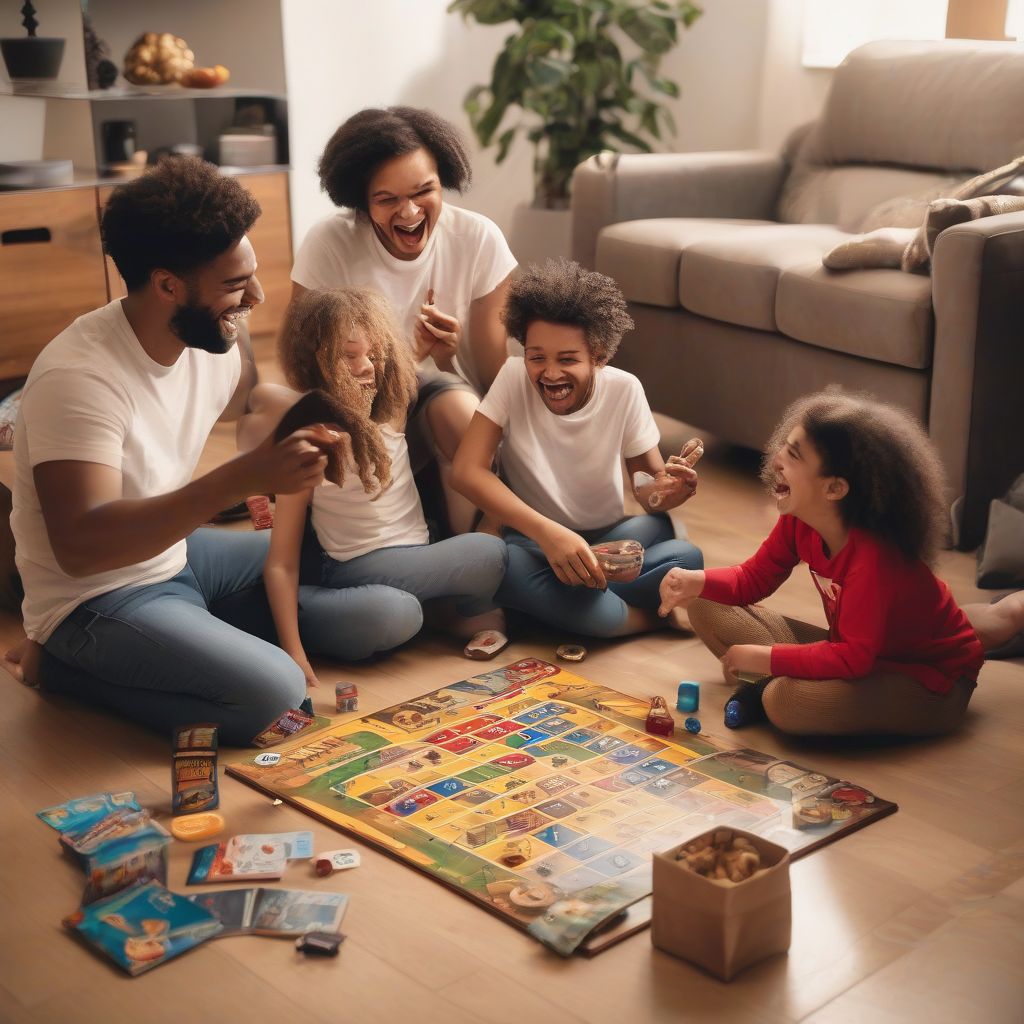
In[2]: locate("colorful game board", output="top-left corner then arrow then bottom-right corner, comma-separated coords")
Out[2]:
227,659 -> 896,956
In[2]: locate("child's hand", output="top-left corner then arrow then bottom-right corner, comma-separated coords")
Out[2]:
3,636 -> 42,687
289,650 -> 321,689
658,568 -> 705,615
721,644 -> 772,676
539,523 -> 607,589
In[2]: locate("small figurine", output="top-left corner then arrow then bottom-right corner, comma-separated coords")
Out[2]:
335,682 -> 359,714
684,717 -> 702,734
645,696 -> 674,736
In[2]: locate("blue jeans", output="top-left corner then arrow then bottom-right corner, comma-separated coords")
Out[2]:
297,533 -> 508,660
41,528 -> 305,746
498,514 -> 703,638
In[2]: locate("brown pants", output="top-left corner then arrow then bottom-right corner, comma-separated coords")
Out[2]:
688,599 -> 975,737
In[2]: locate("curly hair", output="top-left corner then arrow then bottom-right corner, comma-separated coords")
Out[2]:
278,288 -> 417,495
760,388 -> 949,564
318,106 -> 472,211
502,259 -> 635,362
101,157 -> 260,291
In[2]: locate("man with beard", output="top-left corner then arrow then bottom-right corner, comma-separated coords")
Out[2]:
8,157 -> 333,745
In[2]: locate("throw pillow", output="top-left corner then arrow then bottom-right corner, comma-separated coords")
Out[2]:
902,193 -> 1024,273
821,227 -> 917,270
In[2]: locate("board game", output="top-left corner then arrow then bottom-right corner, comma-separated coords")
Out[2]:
227,659 -> 896,956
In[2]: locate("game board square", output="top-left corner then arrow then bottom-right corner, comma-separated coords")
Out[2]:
502,728 -> 549,748
536,717 -> 574,735
592,775 -> 633,794
452,787 -> 495,806
427,778 -> 467,798
385,789 -> 439,817
490,752 -> 535,771
521,851 -> 576,882
535,774 -> 577,796
550,866 -> 606,893
473,720 -> 524,741
535,799 -> 575,819
632,757 -> 677,778
585,735 -> 625,754
605,744 -> 648,766
562,729 -> 598,745
440,736 -> 485,755
561,834 -> 616,862
586,849 -> 645,877
532,823 -> 584,849
617,769 -> 651,787
666,766 -> 712,789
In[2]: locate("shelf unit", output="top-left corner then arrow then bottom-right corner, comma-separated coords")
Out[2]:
0,0 -> 292,373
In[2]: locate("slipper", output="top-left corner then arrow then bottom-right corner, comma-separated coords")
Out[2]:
464,630 -> 510,661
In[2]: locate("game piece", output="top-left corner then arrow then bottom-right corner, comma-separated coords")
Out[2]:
171,723 -> 219,816
676,681 -> 700,712
464,629 -> 510,661
645,695 -> 674,736
684,717 -> 702,734
501,853 -> 528,868
634,437 -> 704,507
245,494 -> 273,530
295,930 -> 345,956
299,696 -> 314,716
170,811 -> 225,842
188,834 -> 291,884
335,682 -> 359,713
590,539 -> 644,583
313,849 -> 360,876
555,643 -> 587,662
254,752 -> 281,766
724,681 -> 769,729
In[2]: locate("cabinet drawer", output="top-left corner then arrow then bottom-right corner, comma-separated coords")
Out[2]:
0,188 -> 109,379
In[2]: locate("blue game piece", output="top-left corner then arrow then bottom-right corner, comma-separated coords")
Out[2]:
299,696 -> 314,716
676,681 -> 700,713
684,717 -> 701,734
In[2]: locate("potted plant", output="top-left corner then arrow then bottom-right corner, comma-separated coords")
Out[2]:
1,2 -> 65,80
449,0 -> 702,210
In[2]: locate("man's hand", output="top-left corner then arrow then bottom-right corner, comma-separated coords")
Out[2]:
237,425 -> 335,497
538,522 -> 607,589
658,568 -> 705,615
721,644 -> 773,677
414,288 -> 462,371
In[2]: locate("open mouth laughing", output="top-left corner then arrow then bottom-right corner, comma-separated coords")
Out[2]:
393,218 -> 427,250
538,379 -> 574,407
219,304 -> 252,340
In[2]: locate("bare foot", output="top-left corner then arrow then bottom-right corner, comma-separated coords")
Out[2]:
963,592 -> 1024,652
3,636 -> 42,687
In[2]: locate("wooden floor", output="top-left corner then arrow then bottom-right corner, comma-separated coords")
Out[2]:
1,376 -> 1021,1023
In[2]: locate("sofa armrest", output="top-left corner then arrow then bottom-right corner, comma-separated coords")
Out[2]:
571,150 -> 787,268
930,211 -> 1024,548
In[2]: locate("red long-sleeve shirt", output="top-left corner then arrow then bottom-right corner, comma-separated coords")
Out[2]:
701,516 -> 984,694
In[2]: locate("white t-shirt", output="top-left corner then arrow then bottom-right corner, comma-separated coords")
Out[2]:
12,301 -> 241,642
477,358 -> 661,531
291,203 -> 517,395
311,424 -> 428,561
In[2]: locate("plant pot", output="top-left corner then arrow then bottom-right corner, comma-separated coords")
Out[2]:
1,36 -> 65,79
508,203 -> 572,269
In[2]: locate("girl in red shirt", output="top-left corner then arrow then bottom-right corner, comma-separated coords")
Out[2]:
658,389 -> 991,737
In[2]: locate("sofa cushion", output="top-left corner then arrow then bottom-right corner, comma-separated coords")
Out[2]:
811,40 -> 1024,173
596,218 -> 772,307
776,265 -> 934,369
677,224 -> 849,331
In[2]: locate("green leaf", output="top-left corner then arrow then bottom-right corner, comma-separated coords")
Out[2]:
495,126 -> 518,163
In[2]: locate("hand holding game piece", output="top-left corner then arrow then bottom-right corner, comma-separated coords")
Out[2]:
590,539 -> 644,583
415,287 -> 462,369
538,522 -> 607,589
658,567 -> 705,615
721,644 -> 772,677
637,437 -> 703,511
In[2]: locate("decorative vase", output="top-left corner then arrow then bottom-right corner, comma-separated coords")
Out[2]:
1,3 -> 65,80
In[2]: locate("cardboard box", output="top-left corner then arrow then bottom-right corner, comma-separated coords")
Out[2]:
651,828 -> 791,980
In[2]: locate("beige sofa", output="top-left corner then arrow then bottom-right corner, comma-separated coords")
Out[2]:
571,39 -> 1024,549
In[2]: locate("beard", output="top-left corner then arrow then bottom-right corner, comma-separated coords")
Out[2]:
169,289 -> 232,354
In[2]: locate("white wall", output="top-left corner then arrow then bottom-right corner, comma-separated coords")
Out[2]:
282,0 -> 784,246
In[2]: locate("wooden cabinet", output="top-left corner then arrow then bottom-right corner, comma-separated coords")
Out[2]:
0,188 -> 110,379
3,169 -> 292,380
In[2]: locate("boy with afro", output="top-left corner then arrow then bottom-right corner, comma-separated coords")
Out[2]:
453,259 -> 703,637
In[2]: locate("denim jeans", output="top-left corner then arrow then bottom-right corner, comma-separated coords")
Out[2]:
297,532 -> 508,661
498,514 -> 703,638
41,528 -> 305,746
